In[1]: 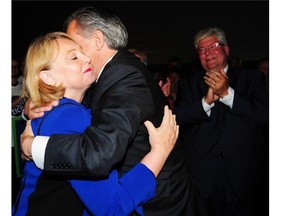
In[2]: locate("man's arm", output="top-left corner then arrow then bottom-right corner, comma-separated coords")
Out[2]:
229,70 -> 269,125
22,66 -> 155,177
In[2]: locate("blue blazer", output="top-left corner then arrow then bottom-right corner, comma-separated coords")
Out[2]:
12,98 -> 156,216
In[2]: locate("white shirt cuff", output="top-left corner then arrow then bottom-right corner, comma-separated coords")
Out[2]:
32,136 -> 49,170
219,87 -> 234,109
21,110 -> 28,121
202,98 -> 215,117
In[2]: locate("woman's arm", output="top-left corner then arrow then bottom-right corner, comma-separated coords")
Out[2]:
70,106 -> 178,215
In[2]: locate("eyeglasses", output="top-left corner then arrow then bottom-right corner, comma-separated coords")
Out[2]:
198,42 -> 224,54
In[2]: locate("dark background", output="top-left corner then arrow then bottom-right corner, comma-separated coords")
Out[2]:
12,1 -> 269,65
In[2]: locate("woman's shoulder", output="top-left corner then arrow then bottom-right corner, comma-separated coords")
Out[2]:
32,98 -> 91,135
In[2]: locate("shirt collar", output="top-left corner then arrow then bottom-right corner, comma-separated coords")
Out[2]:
224,64 -> 228,73
95,51 -> 118,83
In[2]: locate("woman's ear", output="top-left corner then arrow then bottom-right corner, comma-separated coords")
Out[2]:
39,70 -> 56,86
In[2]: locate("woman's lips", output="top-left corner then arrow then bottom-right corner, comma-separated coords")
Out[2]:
84,68 -> 92,73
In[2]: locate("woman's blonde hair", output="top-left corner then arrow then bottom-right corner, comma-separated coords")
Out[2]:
23,32 -> 75,108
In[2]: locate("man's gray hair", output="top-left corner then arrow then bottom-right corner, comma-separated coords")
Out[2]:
194,26 -> 227,49
63,6 -> 128,49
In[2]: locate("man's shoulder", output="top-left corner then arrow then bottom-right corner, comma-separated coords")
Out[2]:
237,68 -> 264,81
109,49 -> 144,68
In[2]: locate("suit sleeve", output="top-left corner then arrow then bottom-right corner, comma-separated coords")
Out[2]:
44,65 -> 154,177
174,73 -> 211,127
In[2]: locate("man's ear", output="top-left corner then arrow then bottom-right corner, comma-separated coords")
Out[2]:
93,30 -> 105,50
39,70 -> 55,86
224,45 -> 230,56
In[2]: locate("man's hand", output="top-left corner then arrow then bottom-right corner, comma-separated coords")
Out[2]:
24,98 -> 58,120
20,120 -> 34,161
204,87 -> 219,105
159,78 -> 171,97
204,69 -> 229,98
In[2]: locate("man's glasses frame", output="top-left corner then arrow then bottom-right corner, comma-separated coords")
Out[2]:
198,42 -> 225,54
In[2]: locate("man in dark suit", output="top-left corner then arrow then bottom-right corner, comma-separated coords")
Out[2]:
174,26 -> 269,216
21,6 -> 193,215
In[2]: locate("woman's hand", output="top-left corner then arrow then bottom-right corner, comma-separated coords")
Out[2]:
141,105 -> 179,177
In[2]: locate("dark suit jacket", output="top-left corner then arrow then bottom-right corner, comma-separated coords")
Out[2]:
174,67 -> 269,201
44,50 -> 192,215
